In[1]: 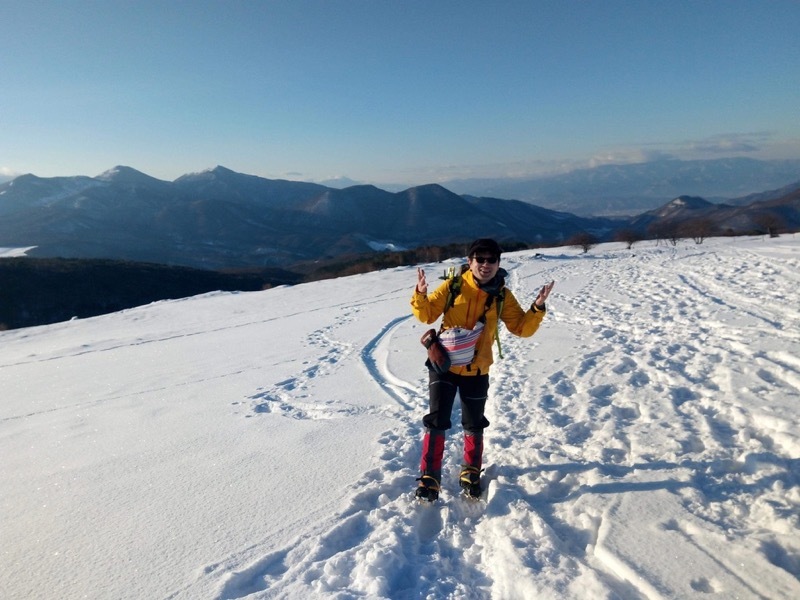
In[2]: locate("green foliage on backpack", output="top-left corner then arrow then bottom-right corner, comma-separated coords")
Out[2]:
440,264 -> 469,313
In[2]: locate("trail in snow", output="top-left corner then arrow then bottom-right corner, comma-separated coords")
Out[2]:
213,300 -> 478,600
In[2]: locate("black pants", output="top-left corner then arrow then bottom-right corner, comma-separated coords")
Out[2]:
423,369 -> 490,433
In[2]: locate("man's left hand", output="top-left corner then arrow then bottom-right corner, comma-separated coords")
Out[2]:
534,280 -> 555,308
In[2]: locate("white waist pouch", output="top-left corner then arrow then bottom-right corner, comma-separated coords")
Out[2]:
438,321 -> 485,366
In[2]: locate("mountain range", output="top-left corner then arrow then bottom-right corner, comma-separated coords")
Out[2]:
0,166 -> 618,269
627,186 -> 800,238
444,157 -> 800,216
1,161 -> 799,271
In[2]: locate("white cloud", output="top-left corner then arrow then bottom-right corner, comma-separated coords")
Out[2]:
683,132 -> 770,155
385,158 -> 587,186
0,166 -> 21,177
588,149 -> 674,169
585,131 -> 800,170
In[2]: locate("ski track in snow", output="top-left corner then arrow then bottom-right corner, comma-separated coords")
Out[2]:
183,240 -> 800,600
212,311 -> 503,600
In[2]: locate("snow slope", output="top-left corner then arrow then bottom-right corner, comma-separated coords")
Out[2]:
2,236 -> 799,600
0,246 -> 35,257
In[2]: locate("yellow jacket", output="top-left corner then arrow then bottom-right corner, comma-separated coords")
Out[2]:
410,268 -> 546,375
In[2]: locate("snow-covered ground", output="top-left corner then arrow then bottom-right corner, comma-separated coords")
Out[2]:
0,246 -> 35,257
2,236 -> 799,600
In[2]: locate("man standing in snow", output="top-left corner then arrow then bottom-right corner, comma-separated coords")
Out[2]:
411,238 -> 553,501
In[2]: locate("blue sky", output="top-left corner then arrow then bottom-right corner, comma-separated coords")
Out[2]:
2,0 -> 799,185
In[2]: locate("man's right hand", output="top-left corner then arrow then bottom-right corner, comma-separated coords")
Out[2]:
416,267 -> 428,294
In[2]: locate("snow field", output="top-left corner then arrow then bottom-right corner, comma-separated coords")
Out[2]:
1,236 -> 798,599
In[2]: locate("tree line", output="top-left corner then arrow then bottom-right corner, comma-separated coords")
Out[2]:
1,212 -> 794,330
567,211 -> 792,253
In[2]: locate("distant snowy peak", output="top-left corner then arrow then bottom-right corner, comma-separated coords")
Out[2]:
96,166 -> 167,186
667,195 -> 713,209
651,195 -> 715,218
173,165 -> 246,185
365,239 -> 409,252
203,165 -> 238,177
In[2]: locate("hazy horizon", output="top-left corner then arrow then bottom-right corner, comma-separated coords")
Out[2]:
3,1 -> 799,188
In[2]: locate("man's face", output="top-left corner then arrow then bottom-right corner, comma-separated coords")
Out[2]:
469,254 -> 500,284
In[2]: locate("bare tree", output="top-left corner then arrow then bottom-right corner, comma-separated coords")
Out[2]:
681,218 -> 714,244
567,231 -> 599,254
614,229 -> 642,250
753,212 -> 785,238
648,222 -> 681,247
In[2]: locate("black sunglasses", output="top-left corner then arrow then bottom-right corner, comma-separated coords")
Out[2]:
471,255 -> 498,264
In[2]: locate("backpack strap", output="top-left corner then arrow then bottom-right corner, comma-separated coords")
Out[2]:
493,290 -> 505,359
477,289 -> 505,359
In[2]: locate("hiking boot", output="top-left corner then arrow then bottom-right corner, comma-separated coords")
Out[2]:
459,466 -> 482,498
415,474 -> 440,502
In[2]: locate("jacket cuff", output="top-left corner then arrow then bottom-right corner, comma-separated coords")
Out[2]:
531,302 -> 546,313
